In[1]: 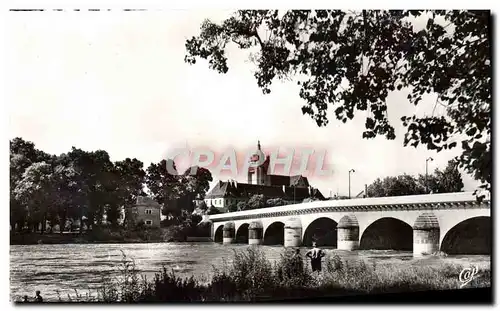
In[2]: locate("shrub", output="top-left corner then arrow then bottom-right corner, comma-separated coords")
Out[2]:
247,195 -> 266,210
227,248 -> 275,300
237,201 -> 249,211
55,248 -> 490,303
150,268 -> 203,302
266,198 -> 287,207
227,202 -> 238,212
206,206 -> 221,215
198,201 -> 208,212
194,222 -> 211,237
272,249 -> 314,292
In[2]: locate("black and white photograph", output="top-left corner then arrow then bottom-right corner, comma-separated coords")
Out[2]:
6,4 -> 492,304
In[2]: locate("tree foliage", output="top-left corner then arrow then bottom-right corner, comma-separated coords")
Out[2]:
9,138 -> 214,234
247,194 -> 267,210
237,201 -> 249,211
145,161 -> 213,218
227,202 -> 238,212
207,205 -> 222,215
10,138 -> 145,233
266,197 -> 287,207
145,159 -> 180,209
185,10 -> 491,192
366,160 -> 464,197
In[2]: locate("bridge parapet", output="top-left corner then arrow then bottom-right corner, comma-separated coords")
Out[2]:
208,192 -> 490,223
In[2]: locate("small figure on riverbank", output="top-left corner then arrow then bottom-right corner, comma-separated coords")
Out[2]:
35,290 -> 43,302
22,295 -> 29,302
306,242 -> 325,272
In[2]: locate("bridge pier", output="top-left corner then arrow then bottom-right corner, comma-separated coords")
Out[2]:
284,218 -> 302,247
248,221 -> 263,245
337,227 -> 359,250
223,222 -> 235,244
413,213 -> 440,257
337,215 -> 359,251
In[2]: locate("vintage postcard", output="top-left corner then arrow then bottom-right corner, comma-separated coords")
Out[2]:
7,6 -> 492,304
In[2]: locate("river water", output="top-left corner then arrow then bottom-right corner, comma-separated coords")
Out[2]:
10,242 -> 491,302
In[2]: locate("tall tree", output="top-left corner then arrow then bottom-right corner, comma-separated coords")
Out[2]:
64,147 -> 93,232
13,162 -> 57,233
418,160 -> 464,194
367,174 -> 424,197
146,159 -> 182,216
416,173 -> 439,194
436,160 -> 464,193
368,162 -> 464,197
10,138 -> 52,231
185,10 -> 491,194
182,166 -> 213,199
85,150 -> 115,227
51,158 -> 81,233
109,158 -> 146,225
176,166 -> 214,214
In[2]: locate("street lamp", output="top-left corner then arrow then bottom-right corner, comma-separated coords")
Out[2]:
348,169 -> 355,199
425,157 -> 434,194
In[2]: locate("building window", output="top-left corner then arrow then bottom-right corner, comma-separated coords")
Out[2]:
145,209 -> 152,215
145,220 -> 153,226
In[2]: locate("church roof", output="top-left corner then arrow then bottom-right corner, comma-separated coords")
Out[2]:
205,181 -> 325,201
290,175 -> 310,187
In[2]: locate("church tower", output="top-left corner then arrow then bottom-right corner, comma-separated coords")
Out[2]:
247,140 -> 268,185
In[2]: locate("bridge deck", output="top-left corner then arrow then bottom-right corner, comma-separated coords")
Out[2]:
208,192 -> 490,222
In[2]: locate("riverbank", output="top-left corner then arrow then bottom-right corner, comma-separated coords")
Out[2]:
19,247 -> 489,303
10,227 -> 210,245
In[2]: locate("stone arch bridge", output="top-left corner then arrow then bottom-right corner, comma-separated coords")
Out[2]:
207,192 -> 491,256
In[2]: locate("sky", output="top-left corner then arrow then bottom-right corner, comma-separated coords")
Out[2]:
5,9 -> 480,197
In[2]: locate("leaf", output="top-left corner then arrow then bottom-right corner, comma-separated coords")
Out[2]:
365,117 -> 375,129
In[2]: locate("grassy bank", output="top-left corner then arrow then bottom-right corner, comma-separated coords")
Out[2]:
37,248 -> 490,302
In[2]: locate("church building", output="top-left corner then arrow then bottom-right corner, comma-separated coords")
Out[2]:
204,141 -> 325,211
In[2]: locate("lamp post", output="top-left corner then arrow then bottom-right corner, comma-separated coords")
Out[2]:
348,169 -> 355,199
425,157 -> 434,194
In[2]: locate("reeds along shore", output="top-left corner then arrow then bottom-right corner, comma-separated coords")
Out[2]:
17,248 -> 491,303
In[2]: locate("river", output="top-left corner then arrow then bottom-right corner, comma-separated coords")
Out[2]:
10,242 -> 491,302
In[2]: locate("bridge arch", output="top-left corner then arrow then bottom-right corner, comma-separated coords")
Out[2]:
360,217 -> 413,251
302,217 -> 337,247
214,224 -> 224,243
440,216 -> 491,255
264,221 -> 285,245
235,223 -> 250,244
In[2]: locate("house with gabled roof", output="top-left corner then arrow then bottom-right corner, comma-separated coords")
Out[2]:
204,141 -> 325,212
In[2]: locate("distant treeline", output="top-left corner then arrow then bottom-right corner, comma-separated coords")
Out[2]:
366,160 -> 464,197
